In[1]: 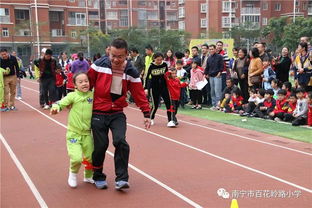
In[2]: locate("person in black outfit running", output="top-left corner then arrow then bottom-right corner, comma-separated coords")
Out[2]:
144,52 -> 171,126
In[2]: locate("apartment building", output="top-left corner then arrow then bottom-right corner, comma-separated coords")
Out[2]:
178,0 -> 312,38
0,0 -> 179,63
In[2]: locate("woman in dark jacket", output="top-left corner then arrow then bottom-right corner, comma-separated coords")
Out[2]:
233,48 -> 250,102
274,47 -> 292,84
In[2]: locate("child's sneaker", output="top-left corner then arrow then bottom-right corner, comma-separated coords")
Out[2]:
150,119 -> 155,126
167,121 -> 176,128
68,172 -> 78,188
10,106 -> 17,111
94,180 -> 108,189
83,177 -> 95,184
115,181 -> 129,190
43,105 -> 50,110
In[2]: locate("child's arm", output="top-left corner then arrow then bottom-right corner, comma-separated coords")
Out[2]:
50,93 -> 74,114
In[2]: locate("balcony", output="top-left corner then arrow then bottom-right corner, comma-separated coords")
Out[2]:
51,29 -> 65,37
15,29 -> 31,36
89,14 -> 99,20
241,7 -> 260,15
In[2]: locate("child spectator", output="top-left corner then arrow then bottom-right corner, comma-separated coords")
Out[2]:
225,87 -> 244,113
189,60 -> 205,109
271,79 -> 280,99
0,67 -> 10,111
262,58 -> 276,90
218,79 -> 235,110
291,88 -> 308,126
240,88 -> 266,117
176,60 -> 188,108
164,69 -> 188,127
308,92 -> 312,126
55,65 -> 67,100
252,89 -> 276,119
269,89 -> 289,121
282,81 -> 292,98
283,93 -> 297,122
50,72 -> 94,188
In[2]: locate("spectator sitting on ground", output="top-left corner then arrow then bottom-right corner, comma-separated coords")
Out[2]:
224,87 -> 244,113
269,89 -> 289,121
291,88 -> 308,126
251,89 -> 276,119
271,79 -> 280,99
240,88 -> 266,117
217,78 -> 235,110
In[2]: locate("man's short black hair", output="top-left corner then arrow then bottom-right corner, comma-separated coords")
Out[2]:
111,38 -> 128,51
216,41 -> 224,45
175,51 -> 184,59
145,44 -> 153,51
258,88 -> 266,97
277,89 -> 287,96
45,49 -> 53,55
191,46 -> 199,51
296,88 -> 305,94
209,44 -> 216,49
1,48 -> 8,53
131,48 -> 139,54
201,44 -> 209,49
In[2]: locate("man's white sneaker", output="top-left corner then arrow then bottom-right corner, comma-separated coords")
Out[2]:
16,96 -> 22,100
150,119 -> 155,126
43,105 -> 50,110
83,177 -> 95,184
68,172 -> 78,188
167,121 -> 176,128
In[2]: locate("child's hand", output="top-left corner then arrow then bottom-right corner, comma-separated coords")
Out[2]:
269,112 -> 274,117
144,89 -> 148,96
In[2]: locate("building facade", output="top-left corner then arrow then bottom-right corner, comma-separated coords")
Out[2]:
178,0 -> 312,38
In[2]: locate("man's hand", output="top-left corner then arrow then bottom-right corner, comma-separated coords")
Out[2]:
216,72 -> 221,78
144,118 -> 151,129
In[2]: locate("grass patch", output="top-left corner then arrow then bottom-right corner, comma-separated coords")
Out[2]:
161,105 -> 312,143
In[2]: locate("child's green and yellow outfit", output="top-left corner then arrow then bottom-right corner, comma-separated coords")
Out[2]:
0,67 -> 10,107
52,90 -> 94,178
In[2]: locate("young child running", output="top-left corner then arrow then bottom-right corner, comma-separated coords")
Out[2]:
0,67 -> 10,111
50,72 -> 94,188
164,69 -> 188,127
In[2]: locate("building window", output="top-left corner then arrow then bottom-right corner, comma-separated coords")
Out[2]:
2,28 -> 9,37
138,1 -> 146,6
147,11 -> 158,20
178,7 -> 185,18
178,21 -> 185,30
69,12 -> 86,25
200,18 -> 207,28
274,3 -> 281,11
69,0 -> 75,2
295,8 -> 300,13
200,3 -> 207,13
78,0 -> 85,7
302,2 -> 307,10
119,10 -> 128,27
107,11 -> 118,20
0,8 -> 9,16
262,2 -> 268,10
166,1 -> 170,6
222,1 -> 231,12
262,17 -> 268,25
15,10 -> 27,20
50,11 -> 60,22
295,0 -> 299,7
71,31 -> 77,38
178,0 -> 184,5
119,0 -> 127,6
222,16 -> 231,28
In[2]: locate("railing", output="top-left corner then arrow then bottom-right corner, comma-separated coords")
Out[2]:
241,7 -> 260,15
68,18 -> 86,25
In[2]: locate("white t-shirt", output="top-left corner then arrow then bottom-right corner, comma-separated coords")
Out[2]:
176,69 -> 187,79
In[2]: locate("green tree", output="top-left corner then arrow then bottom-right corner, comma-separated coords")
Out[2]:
229,22 -> 262,49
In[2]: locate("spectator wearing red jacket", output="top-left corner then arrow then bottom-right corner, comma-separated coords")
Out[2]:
252,89 -> 276,119
269,89 -> 289,121
55,65 -> 67,100
164,70 -> 188,127
225,87 -> 244,113
283,93 -> 297,122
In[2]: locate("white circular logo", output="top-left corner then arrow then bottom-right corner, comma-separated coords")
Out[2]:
217,188 -> 230,199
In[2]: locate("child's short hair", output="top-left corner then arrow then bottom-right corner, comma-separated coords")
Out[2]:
271,79 -> 278,84
192,59 -> 200,66
308,92 -> 312,100
56,64 -> 62,69
249,88 -> 257,94
153,52 -> 164,60
175,51 -> 184,59
277,89 -> 287,96
262,57 -> 270,63
232,87 -> 242,96
282,81 -> 292,90
265,89 -> 274,96
296,88 -> 305,94
289,93 -> 297,99
73,72 -> 88,85
176,60 -> 183,65
258,88 -> 266,97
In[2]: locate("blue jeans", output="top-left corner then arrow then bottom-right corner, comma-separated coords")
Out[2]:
209,76 -> 222,107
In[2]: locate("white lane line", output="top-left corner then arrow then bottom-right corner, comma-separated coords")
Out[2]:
0,133 -> 48,208
126,123 -> 312,194
17,99 -> 203,208
128,106 -> 312,157
20,87 -> 312,194
22,84 -> 312,156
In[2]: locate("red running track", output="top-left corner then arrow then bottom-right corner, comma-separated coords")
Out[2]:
1,79 -> 311,208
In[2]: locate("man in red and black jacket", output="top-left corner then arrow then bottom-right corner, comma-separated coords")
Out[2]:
88,38 -> 151,190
